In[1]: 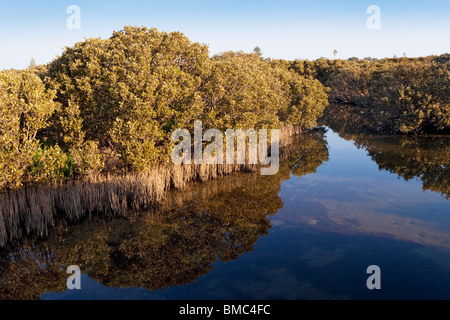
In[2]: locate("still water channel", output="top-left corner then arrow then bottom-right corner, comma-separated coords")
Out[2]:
1,120 -> 449,300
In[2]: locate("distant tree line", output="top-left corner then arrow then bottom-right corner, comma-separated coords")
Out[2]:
274,54 -> 450,134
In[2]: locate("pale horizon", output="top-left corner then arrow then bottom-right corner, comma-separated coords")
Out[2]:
1,0 -> 449,70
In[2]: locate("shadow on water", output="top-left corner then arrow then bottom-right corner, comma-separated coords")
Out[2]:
0,132 -> 329,300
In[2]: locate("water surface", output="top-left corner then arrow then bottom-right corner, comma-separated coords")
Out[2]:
1,126 -> 449,300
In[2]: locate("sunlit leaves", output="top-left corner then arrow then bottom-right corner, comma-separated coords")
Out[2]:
0,70 -> 58,190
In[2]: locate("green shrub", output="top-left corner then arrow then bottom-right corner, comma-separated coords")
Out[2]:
0,70 -> 58,190
44,27 -> 330,171
367,60 -> 450,133
27,146 -> 74,184
45,26 -> 210,171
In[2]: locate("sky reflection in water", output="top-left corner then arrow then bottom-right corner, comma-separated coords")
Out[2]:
1,126 -> 449,300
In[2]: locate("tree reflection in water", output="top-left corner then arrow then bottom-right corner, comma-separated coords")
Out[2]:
0,132 -> 329,300
323,104 -> 450,199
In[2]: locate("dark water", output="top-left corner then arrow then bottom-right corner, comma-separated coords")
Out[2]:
1,123 -> 450,300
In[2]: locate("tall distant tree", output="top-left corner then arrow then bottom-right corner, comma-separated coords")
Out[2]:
253,46 -> 263,57
333,49 -> 338,59
29,57 -> 36,68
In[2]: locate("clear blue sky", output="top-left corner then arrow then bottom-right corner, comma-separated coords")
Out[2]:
0,0 -> 449,70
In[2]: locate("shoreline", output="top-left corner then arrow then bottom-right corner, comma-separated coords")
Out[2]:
0,125 -> 303,247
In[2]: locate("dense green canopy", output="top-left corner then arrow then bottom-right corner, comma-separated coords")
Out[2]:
0,26 -> 329,190
0,26 -> 448,192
